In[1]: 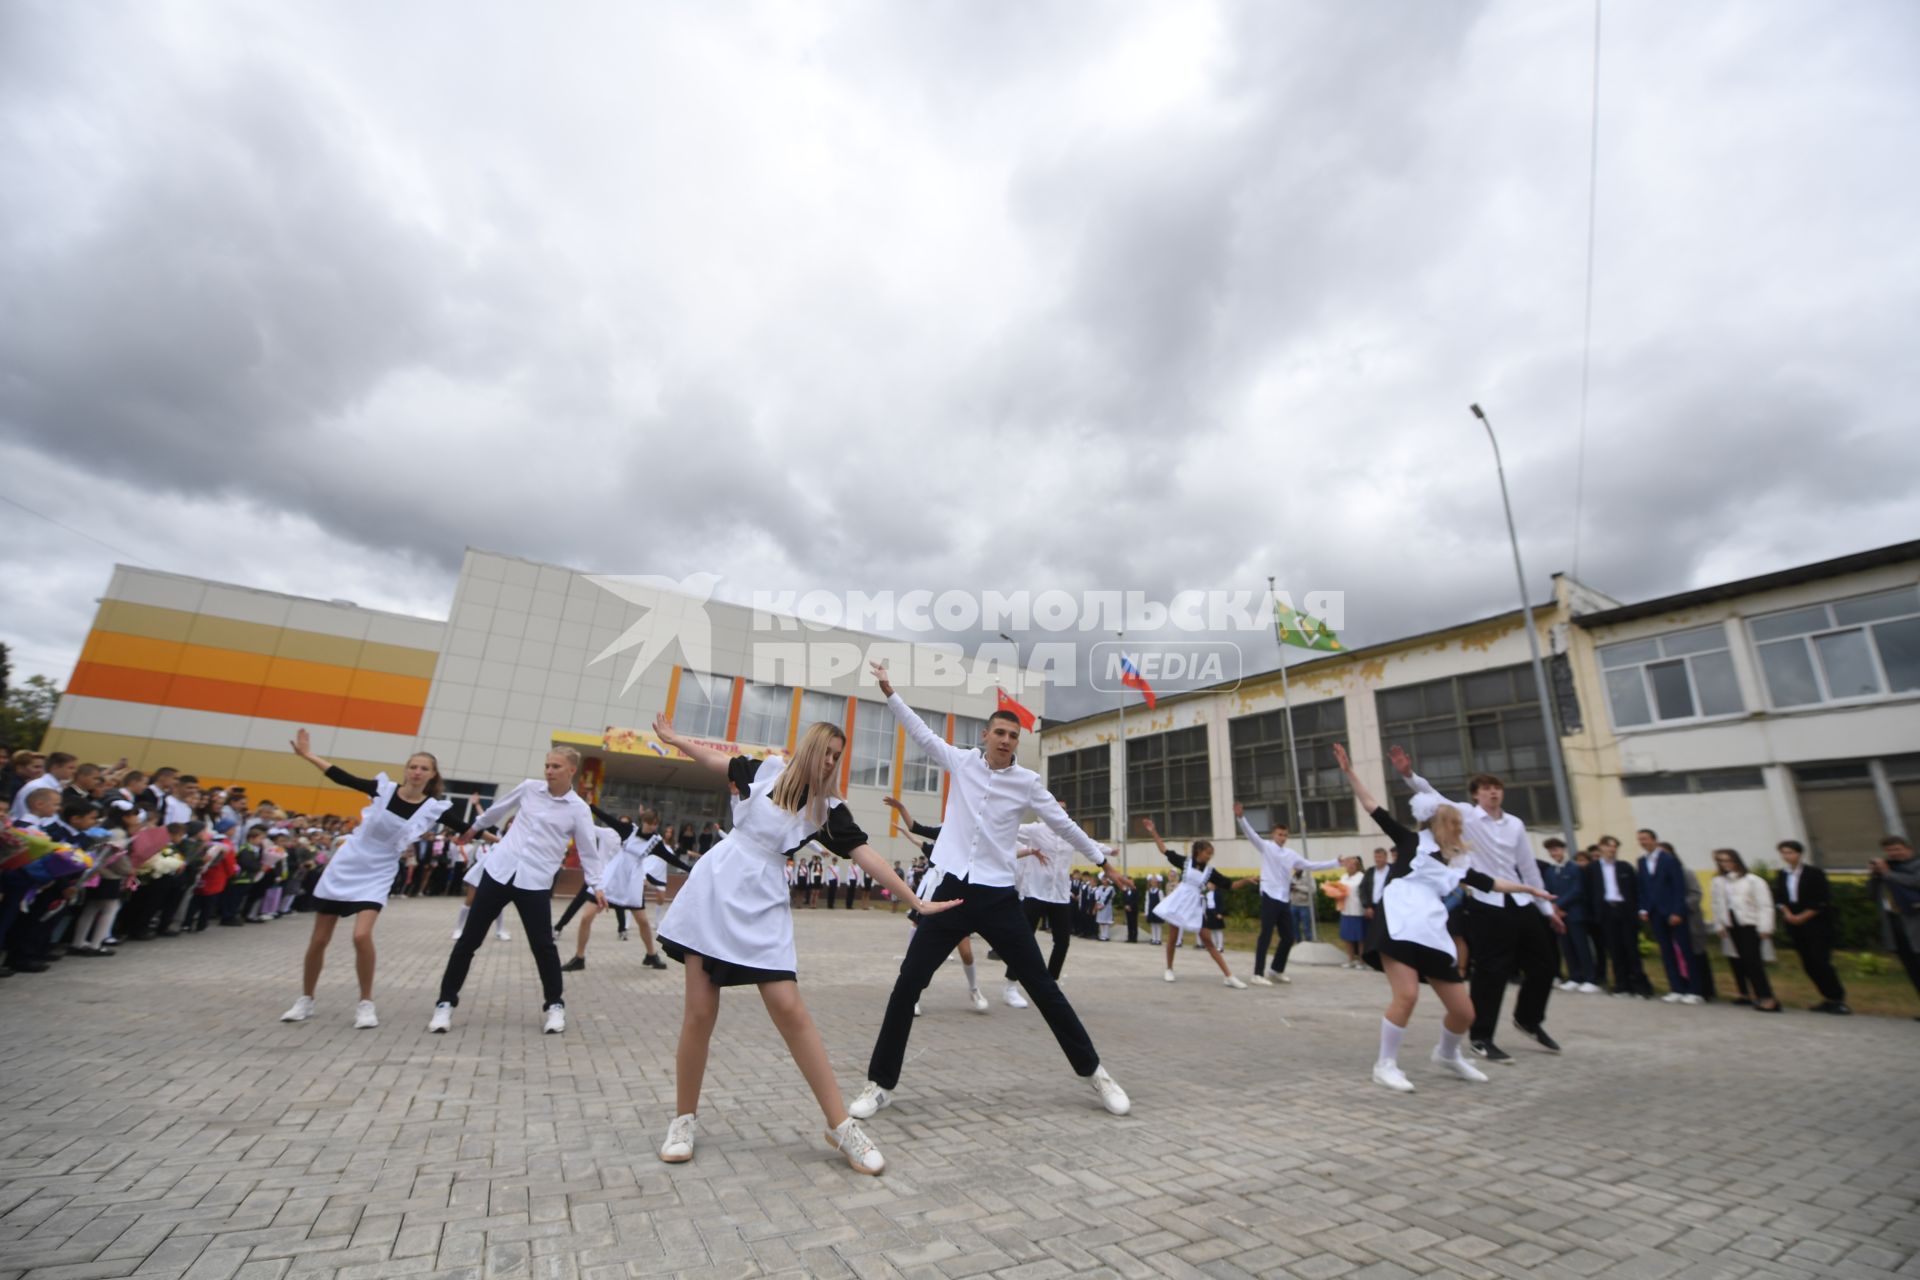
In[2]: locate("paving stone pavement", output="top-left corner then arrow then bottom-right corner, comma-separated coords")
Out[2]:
3,899 -> 1917,1280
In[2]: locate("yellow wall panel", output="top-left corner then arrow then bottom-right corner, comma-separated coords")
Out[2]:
174,644 -> 274,686
346,668 -> 432,706
358,641 -> 440,680
94,600 -> 195,644
271,628 -> 369,668
181,614 -> 285,659
262,655 -> 355,697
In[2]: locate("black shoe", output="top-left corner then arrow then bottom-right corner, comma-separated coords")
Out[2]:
1468,1040 -> 1513,1064
1824,1002 -> 1851,1015
1731,997 -> 1752,1007
1755,1002 -> 1783,1014
561,956 -> 586,972
643,953 -> 667,969
1514,1021 -> 1561,1053
12,961 -> 50,973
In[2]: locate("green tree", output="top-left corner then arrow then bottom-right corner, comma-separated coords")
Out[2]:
0,673 -> 61,753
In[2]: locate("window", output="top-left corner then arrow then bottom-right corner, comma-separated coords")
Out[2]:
1048,744 -> 1111,840
796,690 -> 847,735
1792,762 -> 1882,866
1126,725 -> 1212,840
900,707 -> 945,794
734,682 -> 792,749
952,714 -> 987,753
1752,586 -> 1920,708
674,671 -> 732,739
1620,768 -> 1765,797
848,699 -> 893,789
1375,664 -> 1565,828
1228,699 -> 1356,833
1598,624 -> 1743,728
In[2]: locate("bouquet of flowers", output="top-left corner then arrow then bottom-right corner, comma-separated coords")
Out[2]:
135,845 -> 187,879
0,830 -> 96,882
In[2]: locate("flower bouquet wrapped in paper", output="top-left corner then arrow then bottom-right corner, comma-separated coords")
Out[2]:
137,848 -> 187,879
6,831 -> 96,882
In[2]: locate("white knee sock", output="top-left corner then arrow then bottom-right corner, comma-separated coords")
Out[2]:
1378,1018 -> 1406,1066
456,906 -> 470,928
1437,1027 -> 1465,1061
962,962 -> 977,992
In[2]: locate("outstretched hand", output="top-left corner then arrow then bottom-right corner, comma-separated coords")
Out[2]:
1230,801 -> 1243,820
913,895 -> 960,916
1140,816 -> 1157,836
1387,744 -> 1412,776
652,712 -> 676,741
290,728 -> 312,757
1331,743 -> 1351,772
869,660 -> 893,697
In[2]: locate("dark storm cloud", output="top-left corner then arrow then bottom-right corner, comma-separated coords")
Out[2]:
2,0 -> 1916,720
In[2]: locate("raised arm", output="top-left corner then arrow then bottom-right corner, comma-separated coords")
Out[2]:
872,662 -> 961,773
882,794 -> 917,831
1387,744 -> 1472,816
590,803 -> 635,841
1233,801 -> 1279,858
653,713 -> 732,780
1142,816 -> 1183,869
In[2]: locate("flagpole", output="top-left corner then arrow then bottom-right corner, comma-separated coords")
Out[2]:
1269,576 -> 1316,943
1115,628 -> 1128,878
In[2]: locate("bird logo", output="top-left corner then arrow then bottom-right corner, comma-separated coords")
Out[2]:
584,572 -> 723,695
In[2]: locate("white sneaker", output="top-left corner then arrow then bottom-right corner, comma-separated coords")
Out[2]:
1372,1061 -> 1415,1093
826,1118 -> 885,1176
450,926 -> 464,941
1661,992 -> 1684,1004
428,1003 -> 453,1033
659,1113 -> 697,1163
848,1081 -> 891,1120
619,929 -> 630,941
354,1000 -> 378,1029
551,928 -> 562,942
280,995 -> 315,1022
1680,994 -> 1705,1005
1163,969 -> 1176,983
1555,980 -> 1575,991
1430,1047 -> 1488,1082
969,988 -> 990,1014
1577,982 -> 1602,994
543,1005 -> 566,1034
1248,974 -> 1274,987
1223,975 -> 1248,989
913,1001 -> 922,1017
1271,973 -> 1292,984
495,925 -> 511,941
1004,983 -> 1029,1009
1089,1065 -> 1130,1115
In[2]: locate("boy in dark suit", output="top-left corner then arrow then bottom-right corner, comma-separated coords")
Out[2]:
1773,839 -> 1848,1014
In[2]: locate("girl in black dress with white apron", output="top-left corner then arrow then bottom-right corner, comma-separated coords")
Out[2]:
1331,745 -> 1555,1093
280,729 -> 469,1029
1143,818 -> 1249,988
650,714 -> 956,1176
562,805 -> 688,971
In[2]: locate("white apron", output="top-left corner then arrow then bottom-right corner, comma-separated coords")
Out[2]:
602,828 -> 661,908
1381,835 -> 1471,957
1151,859 -> 1212,932
657,756 -> 854,974
314,774 -> 451,906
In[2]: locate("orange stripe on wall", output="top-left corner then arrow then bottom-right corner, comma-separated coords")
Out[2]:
724,676 -> 744,741
786,688 -> 803,752
664,666 -> 682,721
80,630 -> 428,706
68,662 -> 422,735
841,698 -> 858,793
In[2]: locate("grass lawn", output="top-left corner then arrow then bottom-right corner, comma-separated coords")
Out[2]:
1200,917 -> 1920,1019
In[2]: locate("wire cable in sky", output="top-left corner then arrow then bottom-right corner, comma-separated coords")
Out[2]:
0,490 -> 156,569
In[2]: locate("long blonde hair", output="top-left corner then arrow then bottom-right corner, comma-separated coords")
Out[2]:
1426,806 -> 1470,862
770,723 -> 845,825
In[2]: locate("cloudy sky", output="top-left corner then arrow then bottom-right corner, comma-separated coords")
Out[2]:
4,0 -> 1916,720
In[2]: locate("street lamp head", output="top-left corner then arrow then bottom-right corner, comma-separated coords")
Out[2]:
1469,403 -> 1487,421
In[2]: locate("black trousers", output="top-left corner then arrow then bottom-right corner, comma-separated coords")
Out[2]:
1727,923 -> 1775,1002
1125,905 -> 1139,943
554,885 -> 625,934
1466,898 -> 1558,1041
1891,919 -> 1920,998
870,874 -> 1099,1089
1787,920 -> 1847,1002
1004,898 -> 1072,982
826,881 -> 838,909
438,871 -> 565,1008
1597,902 -> 1648,994
1253,896 -> 1298,976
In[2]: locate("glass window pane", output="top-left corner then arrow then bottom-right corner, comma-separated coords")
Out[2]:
798,690 -> 846,731
1832,586 -> 1920,627
1814,630 -> 1881,699
1873,616 -> 1920,693
675,673 -> 732,739
1647,660 -> 1695,720
1758,640 -> 1821,707
1379,688 -> 1423,722
1463,670 -> 1513,710
736,683 -> 791,749
1689,651 -> 1744,716
1659,625 -> 1727,658
848,700 -> 894,788
1424,682 -> 1456,715
1605,668 -> 1652,727
1751,605 -> 1831,642
1599,638 -> 1660,669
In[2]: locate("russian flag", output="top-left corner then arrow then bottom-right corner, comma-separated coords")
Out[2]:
1119,654 -> 1157,709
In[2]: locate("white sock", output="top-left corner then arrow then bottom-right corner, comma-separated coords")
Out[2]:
456,906 -> 470,928
1437,1027 -> 1465,1061
1378,1018 -> 1405,1066
962,962 -> 977,993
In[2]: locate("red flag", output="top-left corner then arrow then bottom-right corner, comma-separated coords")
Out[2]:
995,686 -> 1037,730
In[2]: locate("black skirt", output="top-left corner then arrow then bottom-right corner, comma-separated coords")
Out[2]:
661,937 -> 796,987
312,896 -> 384,917
1362,904 -> 1465,985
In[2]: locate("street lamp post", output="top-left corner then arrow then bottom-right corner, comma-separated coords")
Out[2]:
1469,404 -> 1579,855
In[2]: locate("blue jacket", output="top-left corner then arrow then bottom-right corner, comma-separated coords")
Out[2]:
1541,859 -> 1588,921
1637,849 -> 1690,920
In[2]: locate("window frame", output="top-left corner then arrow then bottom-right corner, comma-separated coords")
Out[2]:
1749,586 -> 1920,711
1047,743 -> 1112,841
1124,724 -> 1213,841
1227,698 -> 1357,834
1597,623 -> 1745,730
